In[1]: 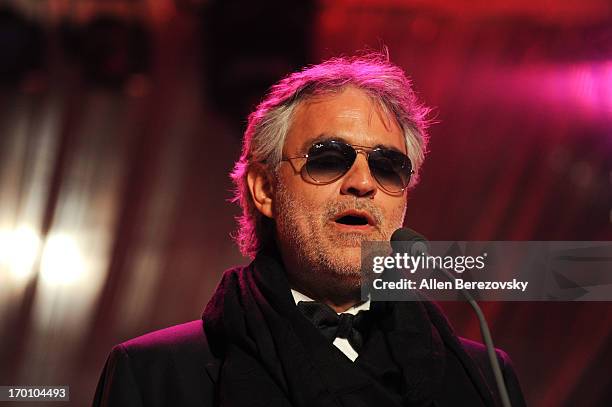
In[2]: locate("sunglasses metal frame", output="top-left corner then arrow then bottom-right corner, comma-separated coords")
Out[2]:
281,140 -> 414,194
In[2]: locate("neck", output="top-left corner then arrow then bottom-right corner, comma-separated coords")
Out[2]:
293,286 -> 359,312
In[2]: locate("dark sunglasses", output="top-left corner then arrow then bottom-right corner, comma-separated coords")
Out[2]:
281,140 -> 413,193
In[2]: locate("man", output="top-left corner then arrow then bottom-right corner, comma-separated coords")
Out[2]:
93,53 -> 526,406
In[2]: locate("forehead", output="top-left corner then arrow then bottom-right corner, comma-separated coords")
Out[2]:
283,87 -> 406,154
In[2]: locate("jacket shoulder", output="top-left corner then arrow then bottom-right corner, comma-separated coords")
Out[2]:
118,319 -> 218,374
118,319 -> 220,384
121,320 -> 209,355
93,320 -> 219,407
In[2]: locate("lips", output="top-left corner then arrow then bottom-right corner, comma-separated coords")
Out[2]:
332,209 -> 376,227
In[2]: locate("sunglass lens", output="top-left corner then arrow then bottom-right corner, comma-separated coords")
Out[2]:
305,141 -> 355,183
369,150 -> 412,192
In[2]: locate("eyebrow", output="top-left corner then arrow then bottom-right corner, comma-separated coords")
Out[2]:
298,133 -> 406,155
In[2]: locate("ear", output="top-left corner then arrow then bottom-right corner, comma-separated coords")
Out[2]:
247,163 -> 274,219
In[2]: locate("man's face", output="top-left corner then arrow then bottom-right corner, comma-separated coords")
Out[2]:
273,86 -> 408,298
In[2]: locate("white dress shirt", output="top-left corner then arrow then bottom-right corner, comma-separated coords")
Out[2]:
291,289 -> 370,362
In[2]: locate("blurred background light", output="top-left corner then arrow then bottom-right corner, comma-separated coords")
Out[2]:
0,225 -> 41,281
488,61 -> 612,122
40,233 -> 86,286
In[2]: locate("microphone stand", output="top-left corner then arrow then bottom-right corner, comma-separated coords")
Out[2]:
436,266 -> 512,407
390,229 -> 512,407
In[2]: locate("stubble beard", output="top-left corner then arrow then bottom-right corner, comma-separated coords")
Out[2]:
274,182 -> 406,302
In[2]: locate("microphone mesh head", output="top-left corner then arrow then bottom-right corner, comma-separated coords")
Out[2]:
390,227 -> 429,255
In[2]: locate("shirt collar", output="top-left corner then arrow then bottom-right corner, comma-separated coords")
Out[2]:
290,288 -> 371,315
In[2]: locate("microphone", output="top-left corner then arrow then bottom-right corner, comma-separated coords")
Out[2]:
391,228 -> 512,407
390,227 -> 430,256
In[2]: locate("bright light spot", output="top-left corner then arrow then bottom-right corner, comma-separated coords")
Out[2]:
40,234 -> 86,286
0,226 -> 41,280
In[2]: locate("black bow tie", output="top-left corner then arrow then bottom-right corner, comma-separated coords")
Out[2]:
296,301 -> 369,351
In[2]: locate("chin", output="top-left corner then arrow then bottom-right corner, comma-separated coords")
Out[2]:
327,253 -> 362,276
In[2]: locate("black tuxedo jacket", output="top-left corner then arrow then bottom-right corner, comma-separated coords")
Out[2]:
93,319 -> 526,407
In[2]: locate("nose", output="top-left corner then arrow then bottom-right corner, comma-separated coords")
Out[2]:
339,153 -> 377,198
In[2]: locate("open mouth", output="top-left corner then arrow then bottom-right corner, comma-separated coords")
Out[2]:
335,215 -> 369,226
333,210 -> 375,227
